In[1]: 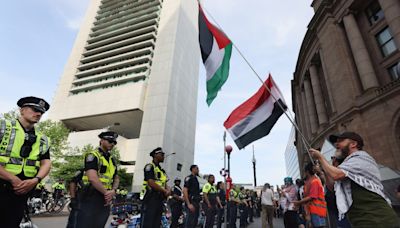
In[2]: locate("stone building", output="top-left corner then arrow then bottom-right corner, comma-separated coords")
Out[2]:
292,0 -> 400,174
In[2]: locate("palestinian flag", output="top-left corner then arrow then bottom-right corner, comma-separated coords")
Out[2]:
198,3 -> 232,105
224,74 -> 287,149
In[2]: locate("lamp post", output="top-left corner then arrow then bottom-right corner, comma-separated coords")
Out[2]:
224,144 -> 233,228
252,145 -> 257,187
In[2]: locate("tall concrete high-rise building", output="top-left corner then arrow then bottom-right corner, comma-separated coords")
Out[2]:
48,0 -> 200,191
284,127 -> 300,180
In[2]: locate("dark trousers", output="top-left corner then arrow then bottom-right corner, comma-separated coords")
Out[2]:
217,206 -> 225,228
229,203 -> 237,228
0,186 -> 29,228
239,204 -> 248,227
171,204 -> 183,228
72,191 -> 110,228
248,206 -> 254,222
185,201 -> 199,228
141,195 -> 163,228
205,206 -> 217,228
66,197 -> 80,228
283,210 -> 298,228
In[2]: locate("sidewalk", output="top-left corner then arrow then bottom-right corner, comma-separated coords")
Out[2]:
248,217 -> 284,228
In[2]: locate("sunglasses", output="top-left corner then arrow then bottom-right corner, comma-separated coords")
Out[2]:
27,106 -> 44,114
106,139 -> 117,145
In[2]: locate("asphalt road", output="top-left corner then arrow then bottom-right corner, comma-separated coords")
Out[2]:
31,214 -> 285,228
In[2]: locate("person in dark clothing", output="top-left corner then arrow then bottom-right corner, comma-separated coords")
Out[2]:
183,165 -> 201,228
217,181 -> 226,228
73,131 -> 120,228
140,147 -> 170,228
66,169 -> 84,228
170,177 -> 184,228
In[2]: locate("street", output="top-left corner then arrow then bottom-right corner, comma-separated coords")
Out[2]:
32,214 -> 285,228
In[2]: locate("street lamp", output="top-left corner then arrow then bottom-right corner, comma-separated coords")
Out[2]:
252,146 -> 257,187
224,144 -> 233,228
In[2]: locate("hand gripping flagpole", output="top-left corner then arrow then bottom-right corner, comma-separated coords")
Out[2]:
201,4 -> 314,163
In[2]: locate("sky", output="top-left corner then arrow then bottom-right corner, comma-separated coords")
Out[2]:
0,0 -> 314,188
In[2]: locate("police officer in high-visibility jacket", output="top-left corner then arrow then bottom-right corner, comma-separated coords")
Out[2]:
202,174 -> 223,228
140,147 -> 170,228
228,184 -> 241,228
52,179 -> 66,201
0,96 -> 51,227
73,131 -> 120,228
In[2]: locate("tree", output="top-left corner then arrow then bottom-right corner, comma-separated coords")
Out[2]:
118,168 -> 133,191
36,120 -> 70,159
1,108 -> 19,120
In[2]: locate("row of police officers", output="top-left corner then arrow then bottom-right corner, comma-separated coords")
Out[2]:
0,96 -> 121,228
0,96 -> 252,228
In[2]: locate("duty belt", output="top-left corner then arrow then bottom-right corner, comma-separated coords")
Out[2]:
190,195 -> 201,202
0,157 -> 38,166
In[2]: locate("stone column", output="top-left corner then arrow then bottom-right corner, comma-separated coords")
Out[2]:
343,13 -> 379,90
303,79 -> 318,134
379,0 -> 400,48
309,64 -> 328,124
301,90 -> 312,139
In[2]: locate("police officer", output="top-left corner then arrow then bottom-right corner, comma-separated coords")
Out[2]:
52,179 -> 66,202
0,96 -> 51,227
140,147 -> 170,228
228,184 -> 241,228
183,165 -> 201,228
66,168 -> 84,228
202,174 -> 223,228
74,131 -> 120,228
170,177 -> 184,228
238,187 -> 249,227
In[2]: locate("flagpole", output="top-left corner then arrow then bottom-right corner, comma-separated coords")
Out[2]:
223,131 -> 228,228
201,5 -> 314,163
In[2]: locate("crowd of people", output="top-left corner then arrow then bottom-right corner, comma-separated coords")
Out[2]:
1,96 -> 400,228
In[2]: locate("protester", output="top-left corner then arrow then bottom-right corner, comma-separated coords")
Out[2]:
324,152 -> 351,228
293,162 -> 326,228
295,179 -> 306,228
282,177 -> 298,228
261,183 -> 275,228
309,131 -> 399,227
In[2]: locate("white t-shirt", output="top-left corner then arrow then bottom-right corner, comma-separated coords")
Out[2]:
261,189 -> 274,206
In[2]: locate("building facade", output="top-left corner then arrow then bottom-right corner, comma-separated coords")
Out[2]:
292,0 -> 400,175
48,0 -> 200,191
285,127 -> 301,180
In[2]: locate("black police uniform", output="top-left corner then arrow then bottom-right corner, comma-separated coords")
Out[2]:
74,148 -> 118,228
141,162 -> 166,228
184,174 -> 200,228
0,125 -> 50,227
66,169 -> 84,228
217,188 -> 226,228
170,184 -> 183,228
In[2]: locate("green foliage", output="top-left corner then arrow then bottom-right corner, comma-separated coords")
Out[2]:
118,168 -> 133,191
50,145 -> 94,182
1,109 -> 19,120
37,120 -> 70,159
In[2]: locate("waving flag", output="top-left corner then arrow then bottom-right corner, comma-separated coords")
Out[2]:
224,75 -> 287,149
198,4 -> 232,105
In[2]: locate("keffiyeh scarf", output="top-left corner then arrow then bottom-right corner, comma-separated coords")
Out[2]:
334,151 -> 391,220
